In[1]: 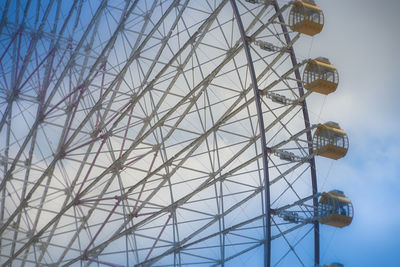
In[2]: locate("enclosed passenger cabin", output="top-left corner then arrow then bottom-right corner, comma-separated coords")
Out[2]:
303,57 -> 339,95
289,0 -> 324,36
318,190 -> 353,228
313,122 -> 349,160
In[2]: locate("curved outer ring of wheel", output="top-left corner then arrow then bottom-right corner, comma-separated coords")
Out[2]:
230,1 -> 320,266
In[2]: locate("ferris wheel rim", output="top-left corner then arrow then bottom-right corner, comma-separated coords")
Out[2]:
271,0 -> 320,266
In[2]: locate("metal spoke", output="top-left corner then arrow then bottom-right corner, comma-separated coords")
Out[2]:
0,1 -> 346,266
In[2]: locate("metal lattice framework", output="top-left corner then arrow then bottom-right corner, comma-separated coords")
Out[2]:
0,0 -> 341,266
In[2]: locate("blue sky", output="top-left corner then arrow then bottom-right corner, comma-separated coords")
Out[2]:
308,0 -> 400,266
1,1 -> 399,266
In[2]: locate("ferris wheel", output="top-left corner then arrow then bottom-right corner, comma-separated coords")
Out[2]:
0,0 -> 353,266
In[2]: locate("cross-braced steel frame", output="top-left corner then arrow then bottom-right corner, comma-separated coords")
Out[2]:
1,1 -> 324,266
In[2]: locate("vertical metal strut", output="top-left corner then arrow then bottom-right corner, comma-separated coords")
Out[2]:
271,1 -> 320,266
229,1 -> 271,266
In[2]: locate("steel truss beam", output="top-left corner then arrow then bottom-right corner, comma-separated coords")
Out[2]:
0,1 -> 322,266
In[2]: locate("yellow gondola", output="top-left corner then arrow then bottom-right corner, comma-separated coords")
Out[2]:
318,190 -> 353,228
313,122 -> 349,160
303,57 -> 339,95
289,0 -> 324,36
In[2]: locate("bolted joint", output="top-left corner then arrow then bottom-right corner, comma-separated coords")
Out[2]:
37,110 -> 45,123
82,251 -> 89,261
32,29 -> 43,40
58,150 -> 67,159
101,131 -> 112,140
73,198 -> 81,206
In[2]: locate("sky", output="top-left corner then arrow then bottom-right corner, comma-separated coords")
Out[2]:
305,0 -> 400,266
1,0 -> 400,266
